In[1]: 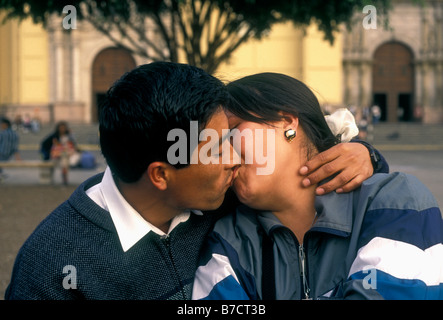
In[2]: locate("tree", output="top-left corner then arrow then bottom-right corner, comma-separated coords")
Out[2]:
0,0 -> 391,74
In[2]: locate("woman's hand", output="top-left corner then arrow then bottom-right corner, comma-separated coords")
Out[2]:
299,142 -> 374,195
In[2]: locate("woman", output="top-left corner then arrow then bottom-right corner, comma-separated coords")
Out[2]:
192,73 -> 443,300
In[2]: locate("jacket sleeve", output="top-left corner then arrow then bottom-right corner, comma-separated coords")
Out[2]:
343,173 -> 443,299
351,139 -> 389,174
192,231 -> 258,300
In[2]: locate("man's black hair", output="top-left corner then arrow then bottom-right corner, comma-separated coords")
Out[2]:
99,62 -> 228,183
1,117 -> 11,127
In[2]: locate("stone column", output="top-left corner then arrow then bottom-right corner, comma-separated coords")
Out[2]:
359,60 -> 373,108
414,60 -> 424,121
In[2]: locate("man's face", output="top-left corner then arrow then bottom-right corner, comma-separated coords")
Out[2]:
165,109 -> 240,211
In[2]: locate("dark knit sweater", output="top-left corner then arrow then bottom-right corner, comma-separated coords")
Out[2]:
5,173 -> 216,300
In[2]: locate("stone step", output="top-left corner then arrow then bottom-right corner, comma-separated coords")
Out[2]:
369,123 -> 443,145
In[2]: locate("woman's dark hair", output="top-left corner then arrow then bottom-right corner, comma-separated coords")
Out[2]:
226,73 -> 338,155
99,62 -> 228,183
54,121 -> 71,139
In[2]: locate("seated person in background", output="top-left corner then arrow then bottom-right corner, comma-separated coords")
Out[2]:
40,121 -> 80,185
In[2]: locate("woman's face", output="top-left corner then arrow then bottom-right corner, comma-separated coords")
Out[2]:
227,112 -> 300,210
58,124 -> 68,135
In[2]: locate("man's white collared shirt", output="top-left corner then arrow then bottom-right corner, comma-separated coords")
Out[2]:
86,167 -> 202,252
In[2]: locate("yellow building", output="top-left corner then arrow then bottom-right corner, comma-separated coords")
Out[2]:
216,23 -> 343,108
0,15 -> 49,123
0,17 -> 343,124
2,1 -> 441,124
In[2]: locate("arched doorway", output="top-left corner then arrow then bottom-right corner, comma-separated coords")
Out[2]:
372,42 -> 415,122
91,47 -> 136,122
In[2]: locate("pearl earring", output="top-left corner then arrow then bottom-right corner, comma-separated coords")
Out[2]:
284,129 -> 296,143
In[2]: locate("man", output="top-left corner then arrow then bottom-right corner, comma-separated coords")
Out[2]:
5,62 -> 385,299
0,117 -> 21,180
5,62 -> 240,299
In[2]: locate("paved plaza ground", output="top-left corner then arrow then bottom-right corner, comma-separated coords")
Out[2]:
1,148 -> 442,299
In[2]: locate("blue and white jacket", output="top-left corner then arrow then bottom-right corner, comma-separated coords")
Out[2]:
192,172 -> 443,300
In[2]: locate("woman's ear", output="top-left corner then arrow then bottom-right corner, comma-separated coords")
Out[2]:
280,111 -> 299,131
147,162 -> 169,191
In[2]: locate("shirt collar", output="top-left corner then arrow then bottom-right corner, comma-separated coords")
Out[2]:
93,167 -> 203,252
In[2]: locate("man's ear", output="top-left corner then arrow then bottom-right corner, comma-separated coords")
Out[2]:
147,162 -> 170,191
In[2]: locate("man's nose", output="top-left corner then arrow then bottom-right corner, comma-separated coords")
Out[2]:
230,143 -> 241,166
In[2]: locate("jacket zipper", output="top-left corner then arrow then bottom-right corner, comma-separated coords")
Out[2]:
298,243 -> 311,300
275,225 -> 312,299
162,235 -> 186,299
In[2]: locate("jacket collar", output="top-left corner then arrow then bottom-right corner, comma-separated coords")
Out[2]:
312,192 -> 353,237
253,192 -> 353,238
